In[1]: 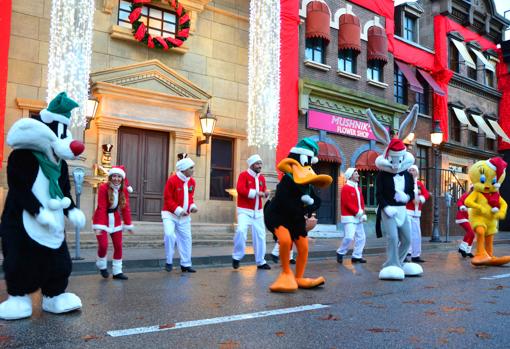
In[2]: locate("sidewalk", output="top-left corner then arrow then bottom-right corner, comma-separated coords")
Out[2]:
62,232 -> 510,275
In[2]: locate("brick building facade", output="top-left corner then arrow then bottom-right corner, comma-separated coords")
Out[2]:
297,0 -> 510,238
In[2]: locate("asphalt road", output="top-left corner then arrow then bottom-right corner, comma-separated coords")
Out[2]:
1,247 -> 510,348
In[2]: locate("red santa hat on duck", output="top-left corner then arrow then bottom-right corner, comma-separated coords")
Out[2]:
486,157 -> 507,188
108,165 -> 134,193
385,138 -> 407,158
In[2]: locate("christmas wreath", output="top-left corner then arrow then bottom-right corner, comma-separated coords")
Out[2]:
129,0 -> 190,50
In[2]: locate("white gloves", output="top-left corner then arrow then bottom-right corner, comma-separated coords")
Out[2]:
301,195 -> 314,205
36,208 -> 62,233
394,190 -> 410,203
68,208 -> 86,229
384,206 -> 397,217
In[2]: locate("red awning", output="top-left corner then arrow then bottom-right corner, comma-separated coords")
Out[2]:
305,1 -> 331,44
395,60 -> 424,94
367,26 -> 388,63
318,142 -> 341,163
355,150 -> 380,171
338,14 -> 360,53
417,68 -> 445,96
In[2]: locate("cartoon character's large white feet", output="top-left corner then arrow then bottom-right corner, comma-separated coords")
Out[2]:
403,262 -> 423,277
0,295 -> 32,320
42,293 -> 82,314
379,266 -> 405,280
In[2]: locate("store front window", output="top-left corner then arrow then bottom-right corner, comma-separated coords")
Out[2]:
210,137 -> 234,200
359,171 -> 377,208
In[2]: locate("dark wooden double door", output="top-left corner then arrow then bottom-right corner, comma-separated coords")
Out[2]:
313,162 -> 338,225
118,127 -> 169,221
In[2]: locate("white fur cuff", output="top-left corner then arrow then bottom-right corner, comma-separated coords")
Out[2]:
491,207 -> 500,213
174,206 -> 184,216
248,189 -> 257,199
419,195 -> 426,204
460,205 -> 467,212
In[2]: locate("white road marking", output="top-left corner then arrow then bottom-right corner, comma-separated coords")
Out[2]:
107,304 -> 330,337
480,273 -> 510,280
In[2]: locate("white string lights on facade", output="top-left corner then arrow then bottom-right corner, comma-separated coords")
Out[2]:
247,0 -> 281,148
47,0 -> 95,129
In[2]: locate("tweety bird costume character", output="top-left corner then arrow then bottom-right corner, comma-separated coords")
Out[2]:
465,157 -> 510,266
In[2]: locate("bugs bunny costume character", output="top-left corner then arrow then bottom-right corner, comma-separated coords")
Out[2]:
367,105 -> 423,280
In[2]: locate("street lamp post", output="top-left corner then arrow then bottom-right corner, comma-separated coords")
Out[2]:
430,120 -> 443,242
196,105 -> 217,157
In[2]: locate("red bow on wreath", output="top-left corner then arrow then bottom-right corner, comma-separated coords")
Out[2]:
129,0 -> 191,50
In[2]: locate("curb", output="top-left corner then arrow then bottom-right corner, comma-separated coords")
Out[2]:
67,239 -> 510,276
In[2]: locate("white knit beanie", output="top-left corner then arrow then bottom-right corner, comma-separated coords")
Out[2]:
344,168 -> 356,180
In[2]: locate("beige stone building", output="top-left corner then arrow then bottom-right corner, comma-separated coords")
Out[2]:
4,0 -> 278,231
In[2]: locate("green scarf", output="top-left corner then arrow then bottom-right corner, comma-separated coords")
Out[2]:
32,151 -> 63,199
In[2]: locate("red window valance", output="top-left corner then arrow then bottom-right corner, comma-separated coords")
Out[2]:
338,14 -> 361,53
305,1 -> 331,44
367,26 -> 388,63
355,150 -> 380,171
318,141 -> 341,163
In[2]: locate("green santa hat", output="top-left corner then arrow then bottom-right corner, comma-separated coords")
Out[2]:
40,92 -> 79,126
290,137 -> 319,164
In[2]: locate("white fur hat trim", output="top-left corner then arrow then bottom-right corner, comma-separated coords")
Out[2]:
247,154 -> 262,167
344,167 -> 356,180
108,167 -> 126,178
176,157 -> 195,172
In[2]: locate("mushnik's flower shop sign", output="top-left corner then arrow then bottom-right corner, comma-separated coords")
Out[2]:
307,110 -> 377,140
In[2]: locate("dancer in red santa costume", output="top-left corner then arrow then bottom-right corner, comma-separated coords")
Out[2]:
405,165 -> 430,263
162,154 -> 198,273
92,166 -> 134,280
336,168 -> 367,264
232,154 -> 271,270
457,186 -> 475,258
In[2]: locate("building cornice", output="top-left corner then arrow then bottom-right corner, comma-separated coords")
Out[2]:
299,78 -> 407,125
442,141 -> 497,158
450,73 -> 501,101
16,98 -> 46,111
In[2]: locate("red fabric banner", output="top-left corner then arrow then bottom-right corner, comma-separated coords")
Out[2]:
277,0 -> 300,171
0,0 -> 11,166
497,51 -> 510,150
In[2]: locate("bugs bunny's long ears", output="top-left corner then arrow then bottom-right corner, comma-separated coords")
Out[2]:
366,108 -> 390,146
398,104 -> 419,142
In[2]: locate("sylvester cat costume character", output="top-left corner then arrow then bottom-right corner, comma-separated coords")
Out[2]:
0,92 -> 86,320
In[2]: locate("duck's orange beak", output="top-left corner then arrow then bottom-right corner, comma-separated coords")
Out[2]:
277,158 -> 332,188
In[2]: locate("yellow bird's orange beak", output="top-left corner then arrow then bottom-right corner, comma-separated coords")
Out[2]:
277,158 -> 332,188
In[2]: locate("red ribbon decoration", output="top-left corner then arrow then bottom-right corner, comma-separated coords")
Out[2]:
177,28 -> 189,38
179,13 -> 189,25
129,7 -> 142,23
176,3 -> 183,17
134,23 -> 147,41
147,35 -> 155,48
167,37 -> 183,47
155,36 -> 169,50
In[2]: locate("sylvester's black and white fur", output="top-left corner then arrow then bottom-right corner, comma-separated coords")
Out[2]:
0,113 -> 86,320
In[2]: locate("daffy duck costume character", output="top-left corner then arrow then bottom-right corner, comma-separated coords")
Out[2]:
264,138 -> 332,292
